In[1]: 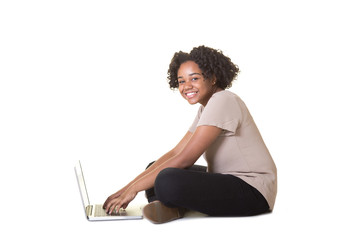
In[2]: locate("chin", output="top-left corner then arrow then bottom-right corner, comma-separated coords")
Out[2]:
184,99 -> 195,105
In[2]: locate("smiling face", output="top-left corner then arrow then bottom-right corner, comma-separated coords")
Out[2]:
177,61 -> 220,106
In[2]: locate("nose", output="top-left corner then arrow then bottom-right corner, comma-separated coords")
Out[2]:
184,80 -> 193,90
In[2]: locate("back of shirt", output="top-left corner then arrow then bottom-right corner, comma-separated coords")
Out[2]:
189,90 -> 277,210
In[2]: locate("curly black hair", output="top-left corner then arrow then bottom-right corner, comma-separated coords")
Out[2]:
167,46 -> 240,90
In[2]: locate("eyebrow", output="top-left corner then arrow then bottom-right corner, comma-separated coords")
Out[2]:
177,72 -> 202,79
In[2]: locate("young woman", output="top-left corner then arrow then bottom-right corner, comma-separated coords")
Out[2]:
103,46 -> 277,223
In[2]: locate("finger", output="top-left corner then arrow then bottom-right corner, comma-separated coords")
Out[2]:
103,194 -> 115,208
103,198 -> 110,209
122,203 -> 128,210
117,204 -> 123,213
104,199 -> 113,210
113,205 -> 118,214
114,200 -> 126,213
105,199 -> 114,213
108,203 -> 115,214
116,200 -> 126,213
108,199 -> 121,214
115,204 -> 122,214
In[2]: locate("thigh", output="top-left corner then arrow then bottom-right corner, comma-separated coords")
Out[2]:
155,168 -> 269,216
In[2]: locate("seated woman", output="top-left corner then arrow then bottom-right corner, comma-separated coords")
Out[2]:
103,46 -> 277,223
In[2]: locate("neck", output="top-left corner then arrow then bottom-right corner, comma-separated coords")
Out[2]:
201,87 -> 223,107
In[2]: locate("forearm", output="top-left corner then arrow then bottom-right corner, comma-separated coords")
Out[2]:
126,150 -> 177,190
130,154 -> 184,193
121,132 -> 193,195
130,127 -> 221,193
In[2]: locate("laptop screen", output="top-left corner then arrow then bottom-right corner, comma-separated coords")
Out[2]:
75,161 -> 91,208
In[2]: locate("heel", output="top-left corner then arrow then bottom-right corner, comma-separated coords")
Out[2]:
142,201 -> 185,224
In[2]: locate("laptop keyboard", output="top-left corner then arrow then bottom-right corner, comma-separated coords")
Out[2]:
94,204 -> 126,217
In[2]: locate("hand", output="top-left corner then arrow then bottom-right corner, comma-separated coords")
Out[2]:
103,185 -> 138,214
103,186 -> 127,209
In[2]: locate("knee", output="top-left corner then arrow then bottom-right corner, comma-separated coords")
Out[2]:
154,168 -> 184,206
155,168 -> 181,192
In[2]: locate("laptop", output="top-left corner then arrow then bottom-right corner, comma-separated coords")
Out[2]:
75,160 -> 143,221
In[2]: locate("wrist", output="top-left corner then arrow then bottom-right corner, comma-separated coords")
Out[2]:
128,182 -> 139,194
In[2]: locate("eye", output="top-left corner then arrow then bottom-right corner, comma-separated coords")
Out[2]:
178,80 -> 185,84
192,77 -> 198,81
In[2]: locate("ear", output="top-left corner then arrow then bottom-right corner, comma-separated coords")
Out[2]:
211,75 -> 217,85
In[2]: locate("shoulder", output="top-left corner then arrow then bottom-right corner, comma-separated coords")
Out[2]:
207,90 -> 243,109
212,90 -> 240,101
201,90 -> 244,118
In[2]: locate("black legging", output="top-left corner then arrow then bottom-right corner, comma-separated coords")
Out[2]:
145,162 -> 270,216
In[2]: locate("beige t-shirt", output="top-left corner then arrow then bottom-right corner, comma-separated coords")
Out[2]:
189,90 -> 277,210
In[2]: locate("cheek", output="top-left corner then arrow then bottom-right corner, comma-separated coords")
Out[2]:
178,87 -> 186,97
195,83 -> 209,92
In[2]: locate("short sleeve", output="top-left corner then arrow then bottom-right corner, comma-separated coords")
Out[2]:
197,92 -> 241,135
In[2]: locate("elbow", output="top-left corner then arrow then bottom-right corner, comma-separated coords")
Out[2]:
173,155 -> 198,169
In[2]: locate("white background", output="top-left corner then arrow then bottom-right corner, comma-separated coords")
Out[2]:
1,0 -> 359,239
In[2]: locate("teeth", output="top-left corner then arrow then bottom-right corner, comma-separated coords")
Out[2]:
186,92 -> 196,96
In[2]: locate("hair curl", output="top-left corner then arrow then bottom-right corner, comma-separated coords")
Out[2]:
167,46 -> 240,90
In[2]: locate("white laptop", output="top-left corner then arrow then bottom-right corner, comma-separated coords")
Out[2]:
75,160 -> 143,221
